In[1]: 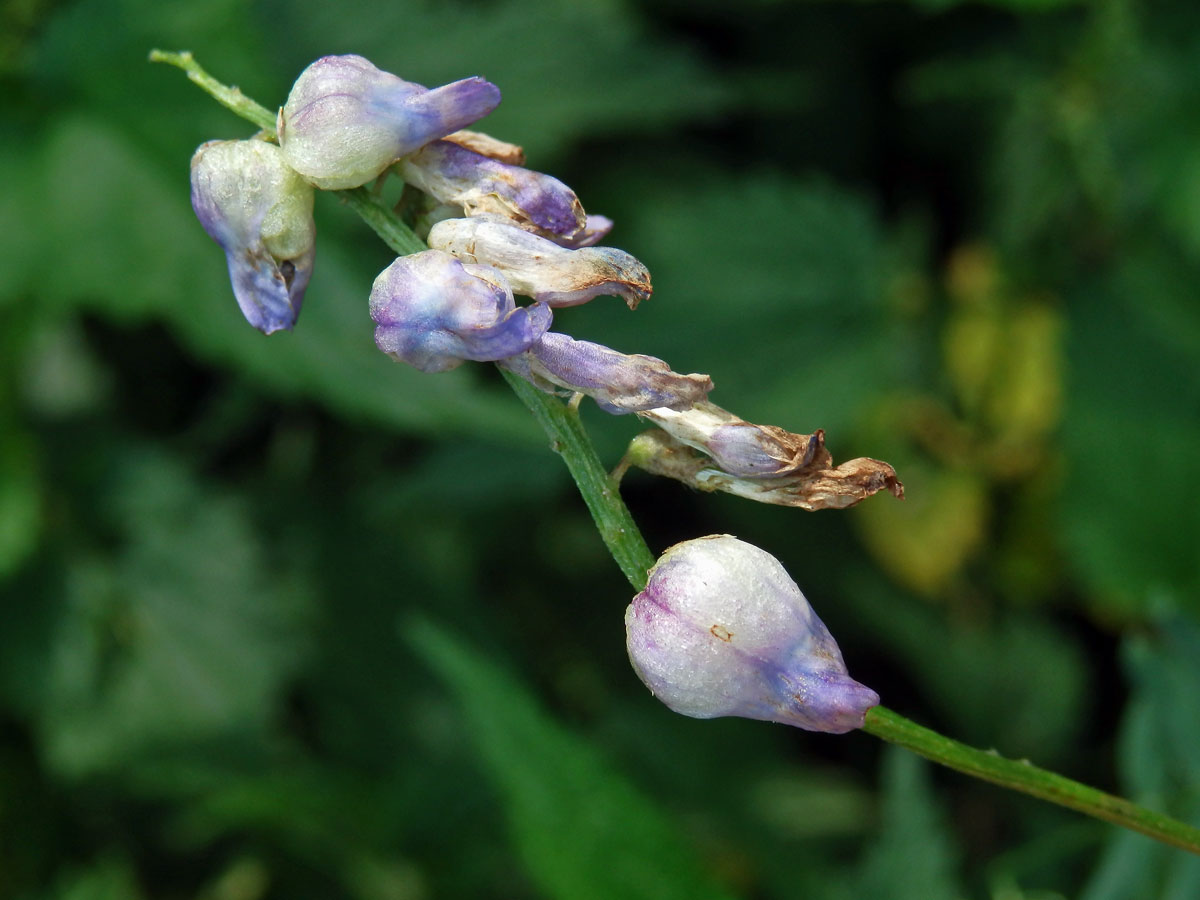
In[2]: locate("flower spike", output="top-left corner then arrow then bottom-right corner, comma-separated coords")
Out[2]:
370,250 -> 552,373
626,535 -> 879,734
278,55 -> 501,190
190,139 -> 315,335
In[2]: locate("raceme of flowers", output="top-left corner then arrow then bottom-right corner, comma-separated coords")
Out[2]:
188,53 -> 900,734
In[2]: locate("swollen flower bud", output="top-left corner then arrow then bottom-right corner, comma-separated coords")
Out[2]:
501,332 -> 712,414
190,139 -> 315,334
278,55 -> 502,190
626,535 -> 879,734
370,250 -> 551,373
427,218 -> 651,308
398,140 -> 586,241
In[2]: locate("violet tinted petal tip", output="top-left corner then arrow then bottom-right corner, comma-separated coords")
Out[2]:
226,244 -> 312,334
639,403 -> 825,479
547,214 -> 614,249
401,142 -> 587,240
527,332 -> 711,414
395,77 -> 502,156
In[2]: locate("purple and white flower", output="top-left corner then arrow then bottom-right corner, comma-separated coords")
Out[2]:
370,249 -> 551,373
626,535 -> 879,734
190,139 -> 315,335
502,332 -> 712,414
278,55 -> 501,190
399,140 -> 587,242
428,218 -> 651,308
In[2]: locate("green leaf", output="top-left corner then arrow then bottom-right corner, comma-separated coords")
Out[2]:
0,419 -> 40,580
857,747 -> 962,900
1081,610 -> 1200,899
409,618 -> 738,900
576,169 -> 900,447
905,0 -> 1082,10
36,446 -> 310,777
844,570 -> 1087,762
41,858 -> 145,900
1060,270 -> 1200,618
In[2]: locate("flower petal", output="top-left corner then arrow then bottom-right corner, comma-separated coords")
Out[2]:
428,218 -> 650,308
370,250 -> 551,372
502,332 -> 712,414
190,139 -> 315,334
399,140 -> 586,240
624,430 -> 904,510
639,402 -> 825,478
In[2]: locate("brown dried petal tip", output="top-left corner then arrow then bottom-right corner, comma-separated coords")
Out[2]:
626,429 -> 903,512
442,129 -> 526,165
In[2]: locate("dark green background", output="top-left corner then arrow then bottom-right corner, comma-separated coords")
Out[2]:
2,0 -> 1199,897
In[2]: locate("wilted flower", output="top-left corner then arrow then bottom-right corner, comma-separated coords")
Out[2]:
370,249 -> 551,372
623,429 -> 903,511
625,535 -> 879,733
278,55 -> 501,190
428,218 -> 651,308
627,401 -> 904,510
399,140 -> 587,241
501,332 -> 712,414
190,138 -> 315,334
640,401 -> 825,478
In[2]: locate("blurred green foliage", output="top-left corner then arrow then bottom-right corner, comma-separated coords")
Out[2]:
2,0 -> 1199,897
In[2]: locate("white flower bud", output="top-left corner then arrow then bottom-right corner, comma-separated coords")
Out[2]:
626,535 -> 879,734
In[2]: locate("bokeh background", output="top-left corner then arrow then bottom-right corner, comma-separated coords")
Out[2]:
2,0 -> 1199,897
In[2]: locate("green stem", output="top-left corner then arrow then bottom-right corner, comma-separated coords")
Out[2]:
149,50 -> 276,133
150,49 -> 427,257
500,370 -> 656,590
340,188 -> 428,256
864,706 -> 1200,855
155,50 -> 1200,859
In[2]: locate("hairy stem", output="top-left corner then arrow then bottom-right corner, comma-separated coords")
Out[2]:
155,49 -> 1200,858
500,371 -> 656,589
149,50 -> 277,133
864,706 -> 1200,854
340,189 -> 428,257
